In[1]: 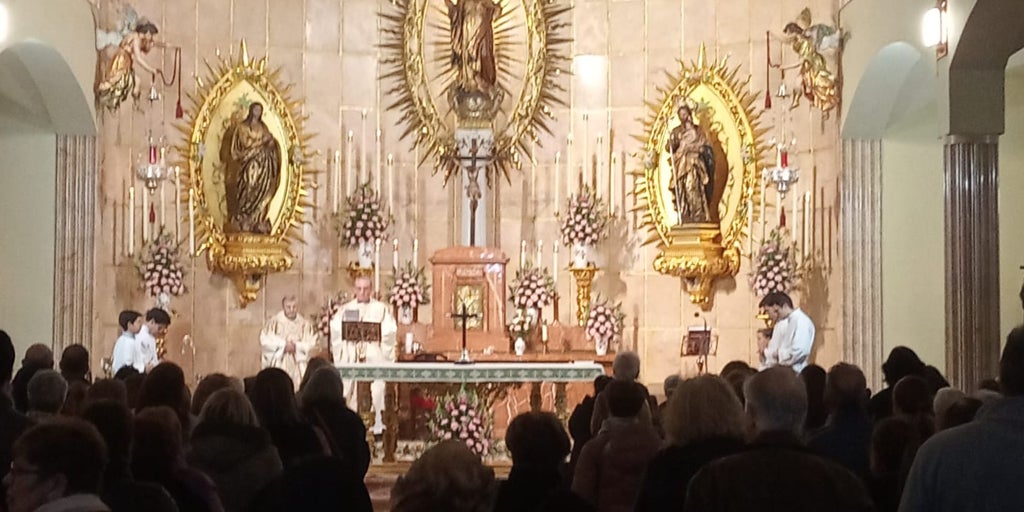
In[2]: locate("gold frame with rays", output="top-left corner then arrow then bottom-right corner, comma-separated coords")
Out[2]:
381,0 -> 570,184
633,45 -> 769,310
176,41 -> 315,307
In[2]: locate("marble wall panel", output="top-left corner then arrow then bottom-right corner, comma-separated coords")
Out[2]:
306,0 -> 342,53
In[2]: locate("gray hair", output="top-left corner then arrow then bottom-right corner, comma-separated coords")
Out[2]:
743,367 -> 807,435
299,366 -> 345,409
663,374 -> 682,398
612,351 -> 641,381
27,369 -> 68,413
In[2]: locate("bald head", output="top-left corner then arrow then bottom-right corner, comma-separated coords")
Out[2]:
354,276 -> 373,303
744,367 -> 808,435
24,344 -> 54,369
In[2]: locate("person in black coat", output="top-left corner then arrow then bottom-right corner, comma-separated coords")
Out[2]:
494,412 -> 592,512
0,331 -> 35,507
809,363 -> 874,478
869,347 -> 949,421
187,389 -> 283,512
298,367 -> 371,477
249,368 -> 327,467
635,375 -> 746,512
567,375 -> 611,478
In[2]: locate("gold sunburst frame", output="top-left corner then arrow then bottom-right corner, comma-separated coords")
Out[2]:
176,41 -> 315,307
634,45 -> 769,310
381,0 -> 571,184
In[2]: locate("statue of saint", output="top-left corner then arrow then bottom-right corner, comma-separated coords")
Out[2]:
222,102 -> 281,234
666,104 -> 715,225
96,20 -> 166,112
445,0 -> 501,94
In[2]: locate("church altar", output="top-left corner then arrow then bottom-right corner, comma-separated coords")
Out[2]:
336,361 -> 606,462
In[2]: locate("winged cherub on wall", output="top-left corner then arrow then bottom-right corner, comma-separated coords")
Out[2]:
772,8 -> 846,118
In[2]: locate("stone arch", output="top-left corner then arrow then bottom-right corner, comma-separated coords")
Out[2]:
842,42 -> 930,139
0,41 -> 95,135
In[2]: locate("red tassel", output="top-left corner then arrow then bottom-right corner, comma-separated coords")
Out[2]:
765,31 -> 773,110
764,90 -> 772,110
149,203 -> 156,224
175,100 -> 183,119
779,206 -> 787,227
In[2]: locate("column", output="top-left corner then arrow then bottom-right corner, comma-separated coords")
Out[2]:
944,135 -> 1001,389
840,138 -> 884,390
53,135 -> 97,355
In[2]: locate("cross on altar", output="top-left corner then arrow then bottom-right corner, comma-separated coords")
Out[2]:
452,301 -> 480,364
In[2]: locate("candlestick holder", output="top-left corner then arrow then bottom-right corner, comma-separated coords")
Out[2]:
569,265 -> 599,326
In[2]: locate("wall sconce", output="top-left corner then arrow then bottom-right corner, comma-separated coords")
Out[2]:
922,0 -> 948,59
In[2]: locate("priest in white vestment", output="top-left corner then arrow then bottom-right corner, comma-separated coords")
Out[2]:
260,295 -> 318,388
329,276 -> 397,435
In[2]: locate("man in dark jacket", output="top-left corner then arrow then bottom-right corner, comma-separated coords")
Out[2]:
809,363 -> 873,478
685,367 -> 874,512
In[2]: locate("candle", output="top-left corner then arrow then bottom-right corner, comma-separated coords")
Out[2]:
609,150 -> 616,216
333,149 -> 341,213
553,244 -> 559,287
142,187 -> 149,242
375,129 -> 382,193
374,238 -> 382,292
554,151 -> 561,214
594,134 -> 601,194
566,135 -> 574,195
345,132 -> 354,195
582,113 -> 589,192
620,150 -> 627,220
174,167 -> 181,240
803,191 -> 811,259
759,177 -> 767,239
360,110 -> 368,185
520,240 -> 527,268
775,143 -> 782,168
541,323 -> 548,342
392,238 -> 399,270
781,149 -> 789,168
413,143 -> 420,239
159,180 -> 166,228
535,240 -> 543,267
791,190 -> 798,242
413,238 -> 419,267
188,189 -> 195,255
128,186 -> 136,256
387,153 -> 394,209
530,139 -> 537,216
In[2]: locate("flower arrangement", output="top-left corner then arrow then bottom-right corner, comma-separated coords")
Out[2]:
314,292 -> 349,339
338,183 -> 390,247
388,262 -> 430,310
585,296 -> 625,342
431,389 -> 491,457
507,309 -> 535,340
509,264 -> 555,311
559,185 -> 610,248
750,227 -> 799,297
136,228 -> 187,298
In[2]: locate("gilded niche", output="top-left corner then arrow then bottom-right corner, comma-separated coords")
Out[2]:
634,45 -> 769,309
179,41 -> 314,306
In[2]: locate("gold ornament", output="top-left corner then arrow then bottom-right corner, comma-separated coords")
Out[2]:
177,41 -> 315,307
380,0 -> 570,184
569,265 -> 599,326
634,45 -> 770,309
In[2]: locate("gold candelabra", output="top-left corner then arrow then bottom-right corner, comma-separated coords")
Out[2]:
569,265 -> 599,326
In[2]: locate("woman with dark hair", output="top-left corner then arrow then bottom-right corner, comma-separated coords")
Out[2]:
132,406 -> 224,512
298,367 -> 370,477
136,362 -> 192,435
869,346 -> 949,421
188,389 -> 282,512
801,364 -> 828,431
59,344 -> 91,384
249,368 -> 326,466
191,373 -> 241,416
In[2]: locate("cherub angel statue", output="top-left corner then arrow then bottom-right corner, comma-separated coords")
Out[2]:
94,6 -> 175,112
773,8 -> 845,118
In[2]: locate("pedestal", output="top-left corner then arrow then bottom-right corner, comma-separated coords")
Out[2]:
569,266 -> 599,326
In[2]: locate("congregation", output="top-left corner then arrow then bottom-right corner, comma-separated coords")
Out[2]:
2,324 -> 1024,511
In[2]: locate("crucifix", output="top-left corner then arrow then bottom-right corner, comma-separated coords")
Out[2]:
452,301 -> 480,364
463,138 -> 484,246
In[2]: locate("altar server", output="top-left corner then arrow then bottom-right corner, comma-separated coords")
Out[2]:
260,295 -> 318,388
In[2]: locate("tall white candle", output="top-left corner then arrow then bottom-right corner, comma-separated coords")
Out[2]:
594,134 -> 602,194
413,238 -> 419,267
553,244 -> 559,288
360,110 -> 368,185
554,151 -> 561,214
128,186 -> 136,256
804,191 -> 811,259
759,177 -> 767,240
387,154 -> 394,209
791,189 -> 798,242
608,149 -> 615,216
345,132 -> 354,195
535,240 -> 543,267
188,189 -> 195,255
375,129 -> 382,193
174,167 -> 181,240
393,238 -> 399,270
582,113 -> 590,191
159,180 -> 166,229
530,139 -> 537,216
142,187 -> 149,242
413,144 -> 420,239
520,240 -> 527,268
333,150 -> 341,213
566,135 -> 574,196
